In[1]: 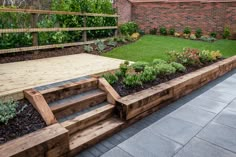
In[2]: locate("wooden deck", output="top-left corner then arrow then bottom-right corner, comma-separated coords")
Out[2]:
0,53 -> 124,101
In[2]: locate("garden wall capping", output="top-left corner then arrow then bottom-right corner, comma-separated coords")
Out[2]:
0,123 -> 69,157
117,56 -> 236,120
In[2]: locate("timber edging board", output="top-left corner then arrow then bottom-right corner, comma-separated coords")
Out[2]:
0,123 -> 69,157
117,56 -> 236,120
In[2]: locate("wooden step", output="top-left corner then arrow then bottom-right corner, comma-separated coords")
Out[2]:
50,89 -> 107,120
69,117 -> 124,156
40,77 -> 98,103
61,103 -> 115,135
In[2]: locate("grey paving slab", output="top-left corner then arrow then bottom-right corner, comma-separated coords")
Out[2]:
197,122 -> 236,153
119,129 -> 182,157
101,147 -> 133,157
227,99 -> 236,112
147,116 -> 202,145
174,137 -> 236,157
211,84 -> 236,96
214,109 -> 236,129
199,90 -> 236,104
186,96 -> 227,113
169,105 -> 216,127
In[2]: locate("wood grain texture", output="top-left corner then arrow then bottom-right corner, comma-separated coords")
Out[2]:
24,89 -> 57,125
0,123 -> 69,157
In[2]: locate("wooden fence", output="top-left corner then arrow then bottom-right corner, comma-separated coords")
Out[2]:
0,8 -> 119,54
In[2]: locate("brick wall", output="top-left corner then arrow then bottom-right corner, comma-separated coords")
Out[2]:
114,0 -> 132,24
115,0 -> 236,36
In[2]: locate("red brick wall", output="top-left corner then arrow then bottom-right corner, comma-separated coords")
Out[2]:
114,0 -> 132,24
131,1 -> 236,36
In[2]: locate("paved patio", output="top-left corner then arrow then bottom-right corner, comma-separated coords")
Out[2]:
0,53 -> 124,101
78,69 -> 236,157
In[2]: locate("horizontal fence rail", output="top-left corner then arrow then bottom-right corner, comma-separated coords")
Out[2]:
0,26 -> 118,33
0,8 -> 119,55
0,8 -> 119,17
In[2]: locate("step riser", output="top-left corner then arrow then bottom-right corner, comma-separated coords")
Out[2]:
42,79 -> 98,104
64,107 -> 114,135
53,94 -> 107,120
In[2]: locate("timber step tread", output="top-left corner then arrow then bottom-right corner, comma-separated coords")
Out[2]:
59,102 -> 113,123
49,89 -> 106,113
61,103 -> 115,134
69,117 -> 124,155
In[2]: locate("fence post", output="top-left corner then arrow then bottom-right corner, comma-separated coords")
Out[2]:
31,13 -> 39,53
115,16 -> 119,37
82,15 -> 87,42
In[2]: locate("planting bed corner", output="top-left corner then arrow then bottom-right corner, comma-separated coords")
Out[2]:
114,56 -> 236,121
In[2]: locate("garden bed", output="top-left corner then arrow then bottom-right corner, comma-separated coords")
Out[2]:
0,39 -> 132,64
0,99 -> 46,144
115,56 -> 236,120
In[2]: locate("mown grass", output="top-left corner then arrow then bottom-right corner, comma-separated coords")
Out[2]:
103,35 -> 236,62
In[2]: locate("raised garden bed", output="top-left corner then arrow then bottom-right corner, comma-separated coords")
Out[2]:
114,56 -> 236,120
0,99 -> 46,144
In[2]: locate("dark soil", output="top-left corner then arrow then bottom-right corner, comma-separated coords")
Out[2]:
0,41 -> 131,64
112,60 -> 222,97
0,99 -> 46,144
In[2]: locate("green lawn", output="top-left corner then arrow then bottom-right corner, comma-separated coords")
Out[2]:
103,35 -> 236,62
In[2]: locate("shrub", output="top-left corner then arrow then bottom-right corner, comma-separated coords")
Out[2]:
84,45 -> 93,53
114,36 -> 127,43
0,100 -> 18,124
119,22 -> 138,35
223,26 -> 231,39
150,28 -> 157,35
131,61 -> 149,72
190,34 -> 197,40
95,39 -> 106,53
183,33 -> 190,39
174,32 -> 181,37
123,74 -> 142,87
107,40 -> 117,47
131,33 -> 140,41
195,28 -> 202,38
140,66 -> 157,83
152,59 -> 167,65
200,35 -> 216,42
210,32 -> 217,38
115,70 -> 123,78
168,48 -> 201,66
119,61 -> 129,76
155,63 -> 176,75
199,50 -> 222,63
137,29 -> 145,35
183,27 -> 191,34
170,62 -> 186,72
160,26 -> 167,35
169,28 -> 175,35
102,73 -> 118,85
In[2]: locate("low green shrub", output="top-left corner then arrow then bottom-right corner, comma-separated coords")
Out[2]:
115,70 -> 123,78
183,27 -> 191,34
84,45 -> 93,53
114,36 -> 127,43
95,39 -> 106,53
119,22 -> 138,35
200,36 -> 216,42
223,26 -> 231,39
170,62 -> 186,72
102,73 -> 118,85
195,28 -> 202,38
107,40 -> 118,47
155,63 -> 176,75
123,74 -> 142,87
152,59 -> 167,65
0,100 -> 18,124
160,26 -> 167,35
150,28 -> 157,35
210,32 -> 217,38
137,29 -> 145,35
190,34 -> 197,40
131,61 -> 149,72
199,50 -> 222,63
119,61 -> 129,76
140,66 -> 157,83
169,28 -> 175,35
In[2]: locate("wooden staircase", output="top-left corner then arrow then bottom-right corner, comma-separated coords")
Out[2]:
35,77 -> 124,156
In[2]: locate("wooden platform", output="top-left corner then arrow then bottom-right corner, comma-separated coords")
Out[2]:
0,53 -> 124,102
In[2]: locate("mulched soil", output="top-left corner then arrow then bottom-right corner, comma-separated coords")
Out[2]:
0,41 -> 131,64
112,60 -> 222,97
0,99 -> 46,144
